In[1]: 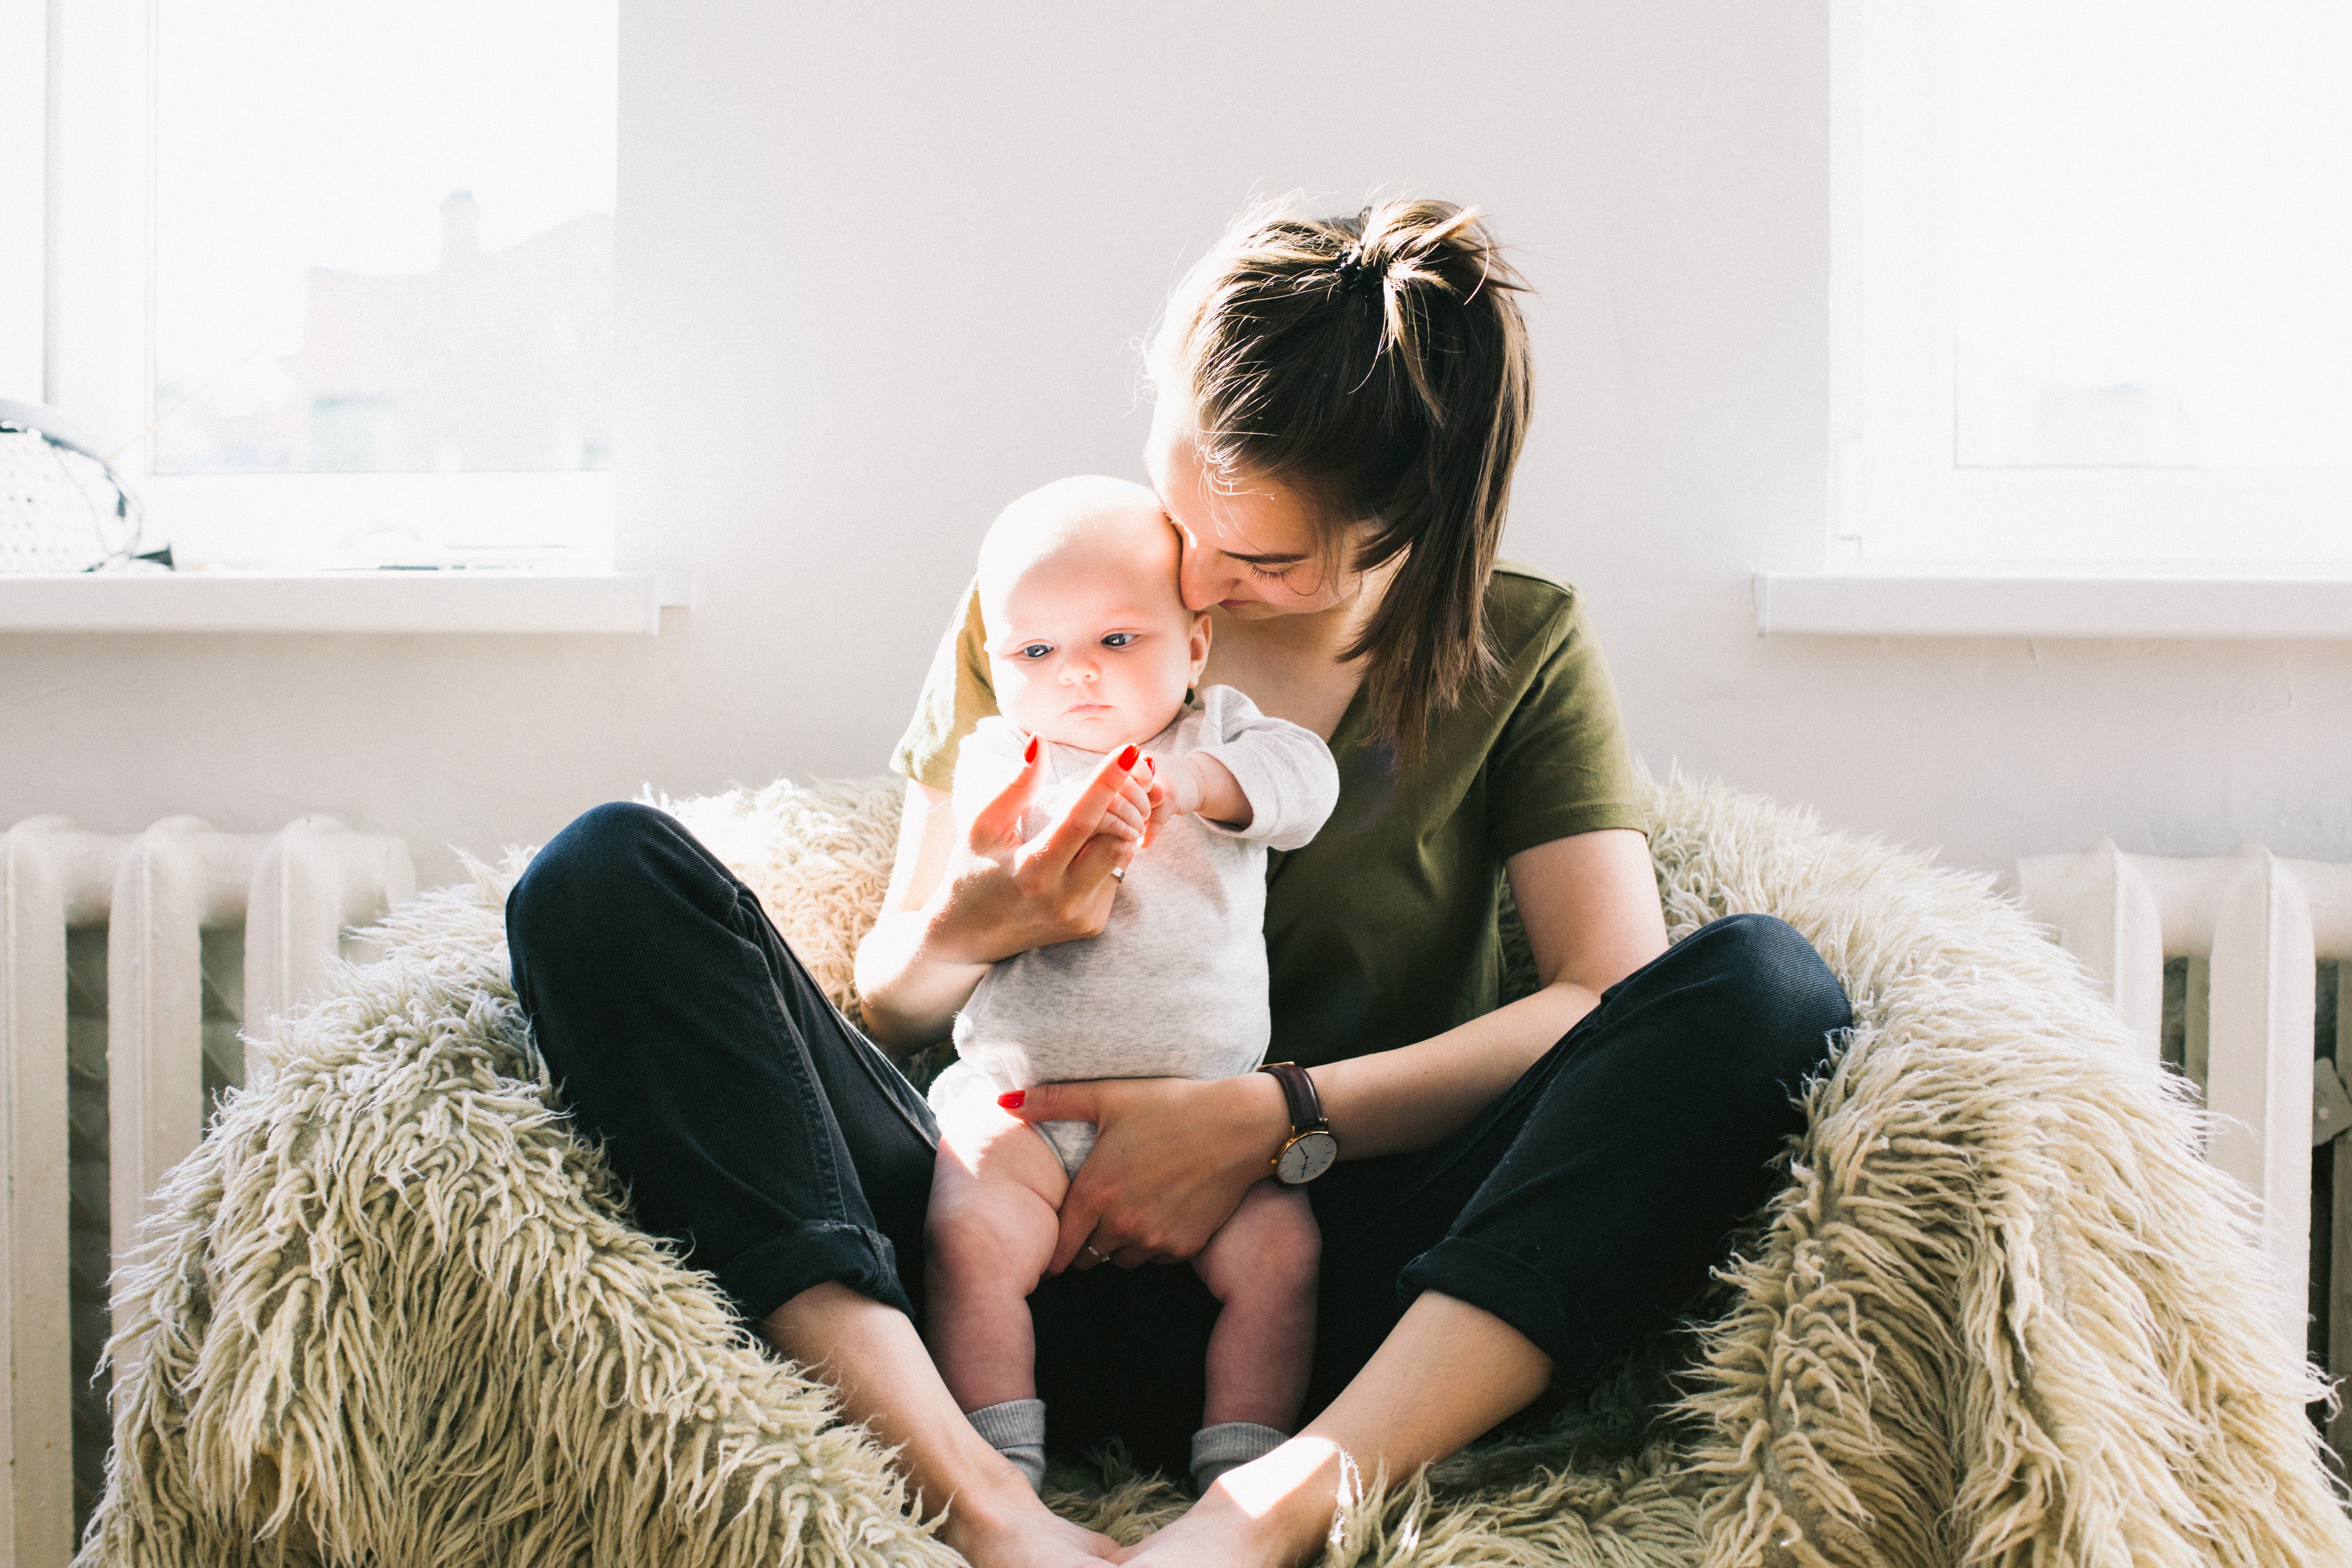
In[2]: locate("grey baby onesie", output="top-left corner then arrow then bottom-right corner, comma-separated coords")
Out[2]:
928,684 -> 1340,1175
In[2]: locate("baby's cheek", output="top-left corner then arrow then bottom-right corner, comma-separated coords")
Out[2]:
989,664 -> 1053,729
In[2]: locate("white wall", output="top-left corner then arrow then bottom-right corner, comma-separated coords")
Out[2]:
5,2 -> 2348,890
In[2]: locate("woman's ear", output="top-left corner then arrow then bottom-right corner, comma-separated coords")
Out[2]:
1188,610 -> 1213,686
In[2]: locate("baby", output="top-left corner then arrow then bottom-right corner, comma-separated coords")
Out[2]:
922,475 -> 1340,1497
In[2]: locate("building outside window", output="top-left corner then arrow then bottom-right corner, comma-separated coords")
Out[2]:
1832,0 -> 2352,572
20,0 -> 618,569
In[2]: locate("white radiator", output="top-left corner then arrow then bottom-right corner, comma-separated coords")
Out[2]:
2017,842 -> 2352,1453
0,815 -> 414,1567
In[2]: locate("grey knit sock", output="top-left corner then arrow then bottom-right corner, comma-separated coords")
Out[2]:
1190,1421 -> 1287,1492
967,1398 -> 1047,1493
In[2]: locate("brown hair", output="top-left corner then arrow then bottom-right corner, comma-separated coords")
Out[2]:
1151,197 -> 1532,764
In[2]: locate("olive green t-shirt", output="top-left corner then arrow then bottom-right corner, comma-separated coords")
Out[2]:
890,564 -> 1648,1068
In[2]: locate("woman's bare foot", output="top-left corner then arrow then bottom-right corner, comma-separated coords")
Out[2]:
1110,1439 -> 1350,1568
937,1469 -> 1125,1568
758,1286 -> 1121,1568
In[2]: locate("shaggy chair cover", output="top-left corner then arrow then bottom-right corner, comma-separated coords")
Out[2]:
78,776 -> 2352,1567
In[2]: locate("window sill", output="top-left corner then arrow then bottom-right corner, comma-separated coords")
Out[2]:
0,570 -> 692,634
1754,572 -> 2352,639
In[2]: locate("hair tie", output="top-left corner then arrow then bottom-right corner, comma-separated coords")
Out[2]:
1335,246 -> 1381,295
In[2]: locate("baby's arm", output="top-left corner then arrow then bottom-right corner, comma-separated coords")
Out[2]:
1146,687 -> 1339,851
1150,751 -> 1253,830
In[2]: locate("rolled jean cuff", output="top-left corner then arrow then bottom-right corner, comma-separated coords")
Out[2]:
715,1220 -> 912,1325
1396,1236 -> 1606,1380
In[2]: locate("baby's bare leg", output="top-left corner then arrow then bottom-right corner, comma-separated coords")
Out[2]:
925,1101 -> 1072,1411
1190,1180 -> 1321,1430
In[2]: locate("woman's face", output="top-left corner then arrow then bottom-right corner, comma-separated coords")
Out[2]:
1143,399 -> 1357,620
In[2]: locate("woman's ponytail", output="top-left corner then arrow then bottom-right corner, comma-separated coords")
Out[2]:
1152,198 -> 1532,766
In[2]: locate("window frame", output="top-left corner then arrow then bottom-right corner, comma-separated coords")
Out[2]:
1829,0 -> 2352,575
29,0 -> 615,572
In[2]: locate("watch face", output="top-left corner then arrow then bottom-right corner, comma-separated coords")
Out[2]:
1276,1130 -> 1338,1184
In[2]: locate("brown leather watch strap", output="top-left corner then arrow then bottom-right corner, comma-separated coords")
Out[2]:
1258,1061 -> 1326,1131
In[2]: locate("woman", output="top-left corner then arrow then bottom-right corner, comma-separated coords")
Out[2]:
506,199 -> 1851,1568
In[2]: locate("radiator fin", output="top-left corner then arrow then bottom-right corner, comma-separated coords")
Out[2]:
65,928 -> 110,1544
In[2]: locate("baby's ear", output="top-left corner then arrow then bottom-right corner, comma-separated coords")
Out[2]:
1188,609 -> 1213,679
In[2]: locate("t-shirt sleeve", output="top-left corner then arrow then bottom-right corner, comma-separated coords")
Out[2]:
1485,593 -> 1649,860
890,580 -> 999,793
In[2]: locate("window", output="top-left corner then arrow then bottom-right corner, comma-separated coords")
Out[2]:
1832,0 -> 2352,572
33,0 -> 616,569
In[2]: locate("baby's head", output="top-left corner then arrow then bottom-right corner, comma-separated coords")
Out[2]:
977,476 -> 1208,751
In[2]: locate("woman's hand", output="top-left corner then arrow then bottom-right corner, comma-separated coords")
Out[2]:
931,740 -> 1153,964
855,744 -> 1153,1049
1000,1072 -> 1292,1272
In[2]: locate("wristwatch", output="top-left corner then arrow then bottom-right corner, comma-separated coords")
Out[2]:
1258,1062 -> 1338,1184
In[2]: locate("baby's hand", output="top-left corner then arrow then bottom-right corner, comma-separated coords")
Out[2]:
1142,753 -> 1196,836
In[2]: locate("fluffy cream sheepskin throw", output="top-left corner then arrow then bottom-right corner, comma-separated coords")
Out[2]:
77,775 -> 2352,1566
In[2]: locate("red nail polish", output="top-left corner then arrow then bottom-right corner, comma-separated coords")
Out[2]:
1117,744 -> 1139,771
997,1090 -> 1025,1109
1023,735 -> 1039,765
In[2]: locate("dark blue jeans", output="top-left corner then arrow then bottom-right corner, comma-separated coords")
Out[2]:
505,802 -> 1851,1477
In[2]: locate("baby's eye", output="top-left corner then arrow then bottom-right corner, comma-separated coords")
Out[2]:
1019,642 -> 1053,660
1100,632 -> 1137,648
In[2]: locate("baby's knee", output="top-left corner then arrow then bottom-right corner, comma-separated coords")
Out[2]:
925,1177 -> 1053,1293
1260,1185 -> 1322,1256
1266,1205 -> 1322,1293
924,1203 -> 1010,1292
1199,1186 -> 1321,1302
